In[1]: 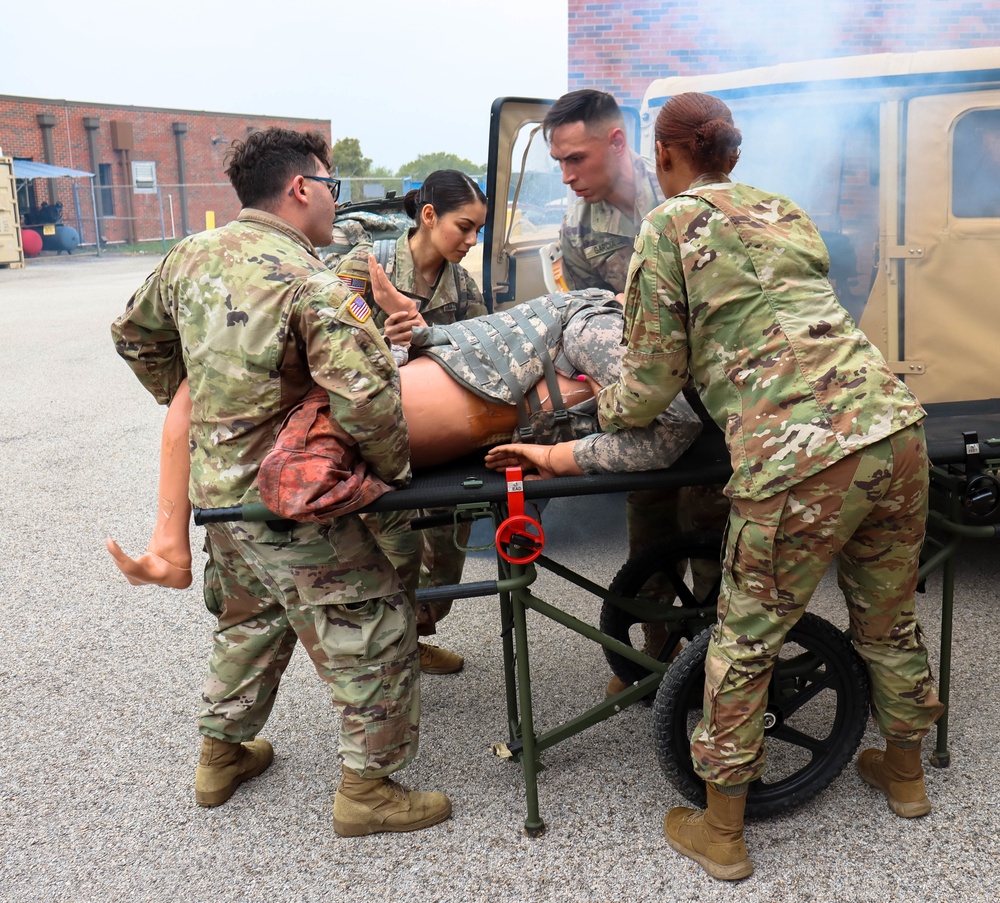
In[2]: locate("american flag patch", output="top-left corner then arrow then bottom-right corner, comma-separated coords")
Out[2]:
348,293 -> 371,323
338,273 -> 368,292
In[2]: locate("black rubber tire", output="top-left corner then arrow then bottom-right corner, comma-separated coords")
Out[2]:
600,532 -> 723,687
653,612 -> 870,818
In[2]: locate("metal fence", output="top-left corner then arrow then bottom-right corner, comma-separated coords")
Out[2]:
26,174 -> 482,255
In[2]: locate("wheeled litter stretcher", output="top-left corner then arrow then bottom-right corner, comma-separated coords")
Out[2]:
194,409 -> 1000,835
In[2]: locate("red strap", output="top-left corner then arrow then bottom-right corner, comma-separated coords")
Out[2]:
505,466 -> 525,518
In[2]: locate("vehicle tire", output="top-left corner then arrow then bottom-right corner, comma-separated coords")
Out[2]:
600,532 -> 722,688
653,611 -> 870,818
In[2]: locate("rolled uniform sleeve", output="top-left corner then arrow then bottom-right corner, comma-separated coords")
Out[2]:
598,219 -> 689,431
299,295 -> 411,487
110,259 -> 186,405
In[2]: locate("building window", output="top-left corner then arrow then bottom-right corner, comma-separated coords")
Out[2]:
953,109 -> 1000,218
131,160 -> 157,194
99,163 -> 115,215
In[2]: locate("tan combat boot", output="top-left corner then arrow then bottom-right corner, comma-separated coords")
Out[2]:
418,641 -> 464,675
333,767 -> 452,836
665,782 -> 753,881
195,736 -> 274,807
857,741 -> 931,817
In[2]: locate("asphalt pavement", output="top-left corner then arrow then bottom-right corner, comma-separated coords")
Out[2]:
1,254 -> 997,902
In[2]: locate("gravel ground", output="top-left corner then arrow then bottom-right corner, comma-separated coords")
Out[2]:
1,255 -> 998,902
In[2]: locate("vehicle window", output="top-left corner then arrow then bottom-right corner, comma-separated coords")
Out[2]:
952,109 -> 1000,218
506,122 -> 569,243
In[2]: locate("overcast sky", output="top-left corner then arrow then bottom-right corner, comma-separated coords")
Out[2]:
6,0 -> 568,171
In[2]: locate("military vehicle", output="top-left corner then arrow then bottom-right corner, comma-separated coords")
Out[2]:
483,47 -> 1000,425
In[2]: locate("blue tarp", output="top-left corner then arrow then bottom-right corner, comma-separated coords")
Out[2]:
11,160 -> 93,179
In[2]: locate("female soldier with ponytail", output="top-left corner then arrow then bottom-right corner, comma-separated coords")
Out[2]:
335,169 -> 489,674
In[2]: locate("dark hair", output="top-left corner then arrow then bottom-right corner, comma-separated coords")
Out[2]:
224,127 -> 331,210
403,169 -> 487,226
654,93 -> 742,173
542,89 -> 624,141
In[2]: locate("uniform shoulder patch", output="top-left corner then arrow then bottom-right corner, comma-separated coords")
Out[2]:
348,293 -> 371,323
338,273 -> 369,293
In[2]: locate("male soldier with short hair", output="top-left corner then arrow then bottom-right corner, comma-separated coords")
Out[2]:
110,127 -> 451,836
544,89 -> 663,294
544,91 -> 729,696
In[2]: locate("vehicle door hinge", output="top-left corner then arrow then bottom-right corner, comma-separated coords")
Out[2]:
888,360 -> 926,374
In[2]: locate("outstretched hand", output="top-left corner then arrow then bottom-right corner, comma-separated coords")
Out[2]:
368,254 -> 426,346
105,538 -> 193,589
485,440 -> 584,479
485,443 -> 557,479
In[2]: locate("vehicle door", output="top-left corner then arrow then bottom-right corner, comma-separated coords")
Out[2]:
901,91 -> 1000,408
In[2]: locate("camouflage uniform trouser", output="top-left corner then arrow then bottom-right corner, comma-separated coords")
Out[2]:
199,520 -> 419,778
691,423 -> 945,786
364,509 -> 470,635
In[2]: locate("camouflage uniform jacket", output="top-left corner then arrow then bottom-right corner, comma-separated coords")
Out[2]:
598,173 -> 925,501
560,152 -> 663,293
335,232 -> 487,331
111,208 -> 410,542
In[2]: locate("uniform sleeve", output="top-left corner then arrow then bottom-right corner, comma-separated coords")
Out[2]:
573,394 -> 701,473
110,259 -> 185,405
559,226 -> 598,292
298,291 -> 411,487
597,219 -> 690,431
335,242 -> 388,329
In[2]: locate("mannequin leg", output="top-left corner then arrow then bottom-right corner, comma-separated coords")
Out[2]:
106,380 -> 194,588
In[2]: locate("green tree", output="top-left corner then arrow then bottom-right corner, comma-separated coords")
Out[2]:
395,152 -> 486,181
331,137 -> 371,177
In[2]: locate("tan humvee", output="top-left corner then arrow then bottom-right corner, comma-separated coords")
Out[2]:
484,47 -> 1000,418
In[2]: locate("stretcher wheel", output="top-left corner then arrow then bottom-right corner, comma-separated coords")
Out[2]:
600,532 -> 722,691
653,612 -> 870,817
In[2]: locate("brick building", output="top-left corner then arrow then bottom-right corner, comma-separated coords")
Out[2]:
568,0 -> 1000,106
0,96 -> 329,246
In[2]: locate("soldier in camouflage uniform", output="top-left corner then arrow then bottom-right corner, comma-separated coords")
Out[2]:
544,89 -> 728,693
109,127 -> 451,837
544,89 -> 664,294
335,171 -> 489,675
598,93 -> 945,881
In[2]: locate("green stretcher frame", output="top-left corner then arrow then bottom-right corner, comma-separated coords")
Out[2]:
195,419 -> 1000,836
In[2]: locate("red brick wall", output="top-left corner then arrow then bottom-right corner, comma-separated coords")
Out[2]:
0,95 -> 330,246
568,1 -> 1000,107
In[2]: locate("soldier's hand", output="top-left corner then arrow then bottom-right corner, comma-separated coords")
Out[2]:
368,254 -> 418,318
485,441 -> 583,478
384,310 -> 423,347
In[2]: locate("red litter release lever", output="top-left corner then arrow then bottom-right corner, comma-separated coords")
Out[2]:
495,466 -> 545,564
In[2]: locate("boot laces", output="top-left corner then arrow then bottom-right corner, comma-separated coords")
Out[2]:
382,777 -> 411,800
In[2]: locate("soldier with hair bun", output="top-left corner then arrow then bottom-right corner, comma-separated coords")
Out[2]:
335,169 -> 489,675
598,92 -> 945,881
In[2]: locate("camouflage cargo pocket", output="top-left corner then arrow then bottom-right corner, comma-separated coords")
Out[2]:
723,492 -> 789,612
290,515 -> 400,607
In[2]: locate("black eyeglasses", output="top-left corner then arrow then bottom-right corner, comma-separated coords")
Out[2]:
301,174 -> 341,202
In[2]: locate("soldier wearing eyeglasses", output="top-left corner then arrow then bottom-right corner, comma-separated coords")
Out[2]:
110,127 -> 452,837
